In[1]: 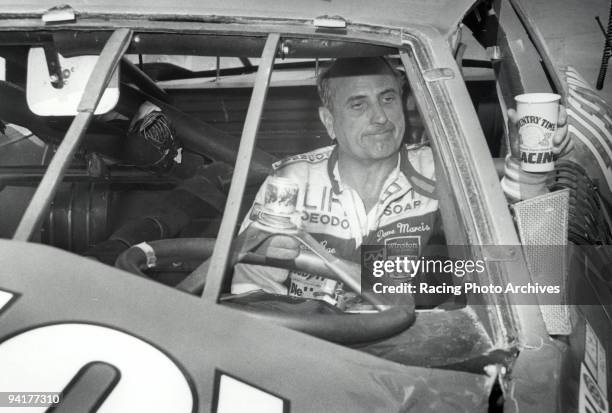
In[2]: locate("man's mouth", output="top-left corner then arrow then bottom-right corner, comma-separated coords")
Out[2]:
364,128 -> 395,138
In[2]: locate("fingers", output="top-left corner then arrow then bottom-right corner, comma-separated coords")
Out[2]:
265,246 -> 301,260
267,235 -> 300,249
552,105 -> 573,156
507,108 -> 519,124
258,235 -> 301,260
558,104 -> 568,127
552,125 -> 571,155
552,105 -> 568,145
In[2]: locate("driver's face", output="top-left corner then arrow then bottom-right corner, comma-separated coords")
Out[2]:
320,70 -> 405,162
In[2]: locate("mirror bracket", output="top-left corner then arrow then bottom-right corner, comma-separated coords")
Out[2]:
42,42 -> 64,88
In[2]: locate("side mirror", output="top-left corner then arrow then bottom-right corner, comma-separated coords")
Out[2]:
26,47 -> 119,116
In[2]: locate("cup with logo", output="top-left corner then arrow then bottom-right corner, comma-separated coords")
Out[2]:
514,93 -> 561,173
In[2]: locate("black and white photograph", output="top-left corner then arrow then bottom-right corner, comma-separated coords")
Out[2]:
1,0 -> 612,411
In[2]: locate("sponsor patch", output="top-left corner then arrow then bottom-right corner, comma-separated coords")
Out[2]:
272,149 -> 332,169
384,235 -> 421,261
288,273 -> 326,299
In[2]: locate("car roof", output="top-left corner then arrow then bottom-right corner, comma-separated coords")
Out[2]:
0,0 -> 477,37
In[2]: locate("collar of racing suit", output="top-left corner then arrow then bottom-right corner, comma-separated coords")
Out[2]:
326,144 -> 437,199
324,144 -> 437,245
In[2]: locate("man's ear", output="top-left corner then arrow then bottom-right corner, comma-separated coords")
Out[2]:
318,106 -> 336,140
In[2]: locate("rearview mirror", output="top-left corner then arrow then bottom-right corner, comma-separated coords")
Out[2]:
26,47 -> 119,116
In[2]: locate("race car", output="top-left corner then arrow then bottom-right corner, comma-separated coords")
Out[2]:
0,0 -> 611,411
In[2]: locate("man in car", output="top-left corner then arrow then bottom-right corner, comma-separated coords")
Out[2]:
231,56 -> 571,306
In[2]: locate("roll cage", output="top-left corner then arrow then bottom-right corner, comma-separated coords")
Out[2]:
2,18 -> 542,365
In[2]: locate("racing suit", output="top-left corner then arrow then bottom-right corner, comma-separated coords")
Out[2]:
232,143 -> 442,301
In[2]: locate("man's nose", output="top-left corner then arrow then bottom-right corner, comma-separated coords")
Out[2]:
370,102 -> 388,124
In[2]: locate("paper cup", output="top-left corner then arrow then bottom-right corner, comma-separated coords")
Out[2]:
515,93 -> 560,172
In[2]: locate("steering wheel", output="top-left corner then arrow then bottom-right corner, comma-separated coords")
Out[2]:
115,235 -> 415,344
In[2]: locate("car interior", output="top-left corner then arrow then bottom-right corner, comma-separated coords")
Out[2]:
0,27 -> 504,253
0,9 -> 515,370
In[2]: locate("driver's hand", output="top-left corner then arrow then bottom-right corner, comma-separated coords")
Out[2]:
502,104 -> 572,202
255,235 -> 301,260
507,104 -> 573,158
231,232 -> 300,296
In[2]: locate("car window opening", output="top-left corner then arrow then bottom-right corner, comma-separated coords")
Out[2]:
0,28 -> 513,366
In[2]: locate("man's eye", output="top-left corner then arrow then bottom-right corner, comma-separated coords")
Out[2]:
382,95 -> 397,103
350,102 -> 364,110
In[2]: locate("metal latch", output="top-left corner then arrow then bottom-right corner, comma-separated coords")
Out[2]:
314,15 -> 347,29
486,46 -> 502,61
42,5 -> 76,24
423,68 -> 455,82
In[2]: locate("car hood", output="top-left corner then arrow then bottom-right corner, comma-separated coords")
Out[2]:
0,0 -> 477,37
0,240 -> 495,412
